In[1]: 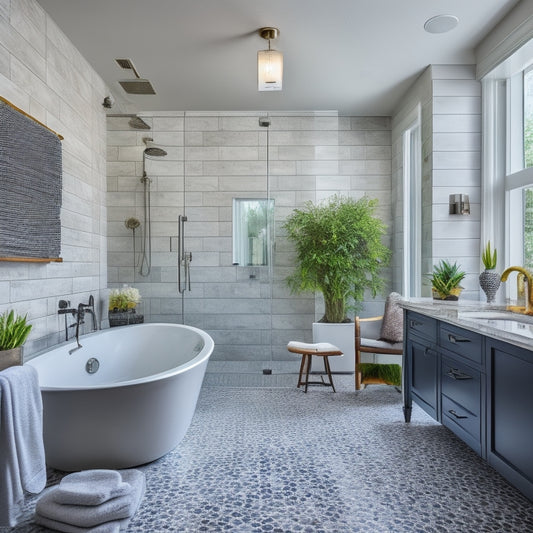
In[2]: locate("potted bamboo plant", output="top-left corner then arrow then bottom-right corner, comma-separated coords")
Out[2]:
428,260 -> 466,301
284,195 -> 391,371
0,310 -> 32,371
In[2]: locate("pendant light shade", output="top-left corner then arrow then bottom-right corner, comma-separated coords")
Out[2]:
258,27 -> 282,91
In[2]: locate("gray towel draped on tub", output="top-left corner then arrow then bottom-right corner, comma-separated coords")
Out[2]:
0,365 -> 47,527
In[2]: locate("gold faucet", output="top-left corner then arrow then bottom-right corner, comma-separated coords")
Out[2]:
501,266 -> 533,315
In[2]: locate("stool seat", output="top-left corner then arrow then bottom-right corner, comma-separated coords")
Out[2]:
287,341 -> 343,392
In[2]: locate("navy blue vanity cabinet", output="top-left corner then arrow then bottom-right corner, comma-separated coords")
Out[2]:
403,311 -> 439,422
403,306 -> 533,502
439,322 -> 485,456
441,355 -> 484,456
487,338 -> 533,501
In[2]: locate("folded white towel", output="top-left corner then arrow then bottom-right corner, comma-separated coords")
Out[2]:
0,365 -> 46,527
53,469 -> 133,506
35,469 -> 145,532
34,514 -> 121,533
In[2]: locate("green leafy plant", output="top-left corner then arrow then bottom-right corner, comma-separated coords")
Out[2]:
482,241 -> 497,270
109,286 -> 141,311
0,310 -> 32,350
428,260 -> 466,299
283,195 -> 391,323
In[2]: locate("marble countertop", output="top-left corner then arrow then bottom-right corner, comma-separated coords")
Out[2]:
400,298 -> 533,352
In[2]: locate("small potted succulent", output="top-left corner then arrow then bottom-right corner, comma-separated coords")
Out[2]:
428,260 -> 466,301
479,241 -> 500,303
0,310 -> 32,371
108,286 -> 144,327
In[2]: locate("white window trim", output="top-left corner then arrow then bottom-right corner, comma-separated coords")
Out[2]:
401,104 -> 422,297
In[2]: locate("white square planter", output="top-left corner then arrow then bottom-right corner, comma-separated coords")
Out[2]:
312,322 -> 355,373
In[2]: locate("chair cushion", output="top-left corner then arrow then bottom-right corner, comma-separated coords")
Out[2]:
379,292 -> 403,343
360,338 -> 403,351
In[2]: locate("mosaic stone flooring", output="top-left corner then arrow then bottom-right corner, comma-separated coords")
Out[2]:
8,376 -> 533,532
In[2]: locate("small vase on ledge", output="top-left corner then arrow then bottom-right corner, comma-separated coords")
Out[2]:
479,269 -> 501,303
480,241 -> 500,304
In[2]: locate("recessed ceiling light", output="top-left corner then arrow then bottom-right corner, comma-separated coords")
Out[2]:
424,14 -> 459,34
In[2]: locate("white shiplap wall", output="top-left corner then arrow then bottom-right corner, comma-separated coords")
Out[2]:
392,65 -> 481,299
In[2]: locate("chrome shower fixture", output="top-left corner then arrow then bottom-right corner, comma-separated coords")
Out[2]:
115,57 -> 156,95
106,114 -> 151,130
125,217 -> 141,230
259,117 -> 271,127
142,138 -> 167,157
128,116 -> 150,130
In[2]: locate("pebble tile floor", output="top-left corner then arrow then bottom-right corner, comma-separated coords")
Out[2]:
8,375 -> 533,532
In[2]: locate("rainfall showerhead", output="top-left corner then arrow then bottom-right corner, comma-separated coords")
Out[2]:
118,79 -> 156,95
143,138 -> 167,157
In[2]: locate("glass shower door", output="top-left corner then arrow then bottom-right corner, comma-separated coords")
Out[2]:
180,114 -> 275,378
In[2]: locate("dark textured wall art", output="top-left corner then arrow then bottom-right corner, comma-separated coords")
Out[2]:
0,97 -> 62,260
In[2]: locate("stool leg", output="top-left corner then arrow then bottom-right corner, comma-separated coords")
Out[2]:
304,354 -> 312,393
323,356 -> 336,392
297,354 -> 307,389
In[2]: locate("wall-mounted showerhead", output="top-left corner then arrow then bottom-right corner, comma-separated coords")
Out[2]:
259,117 -> 271,127
128,116 -> 151,130
142,137 -> 167,157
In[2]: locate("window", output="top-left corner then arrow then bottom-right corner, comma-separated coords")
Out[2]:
483,39 -> 533,295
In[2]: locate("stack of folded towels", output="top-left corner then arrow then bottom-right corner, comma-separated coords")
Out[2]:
34,469 -> 145,533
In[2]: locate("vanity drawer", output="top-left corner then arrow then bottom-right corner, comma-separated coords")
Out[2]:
442,394 -> 481,445
441,357 -> 481,416
406,312 -> 437,342
439,323 -> 483,365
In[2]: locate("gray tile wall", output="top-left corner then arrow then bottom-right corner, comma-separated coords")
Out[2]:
0,0 -> 108,356
108,113 -> 392,363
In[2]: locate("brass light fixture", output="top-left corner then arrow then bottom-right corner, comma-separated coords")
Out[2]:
258,27 -> 283,91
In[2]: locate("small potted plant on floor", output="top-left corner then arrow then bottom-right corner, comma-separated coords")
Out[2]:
0,310 -> 32,371
108,286 -> 144,327
428,260 -> 466,301
479,241 -> 500,303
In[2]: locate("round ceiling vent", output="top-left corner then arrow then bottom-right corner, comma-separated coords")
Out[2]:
424,14 -> 459,34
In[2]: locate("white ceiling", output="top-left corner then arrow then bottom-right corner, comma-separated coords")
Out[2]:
37,0 -> 519,116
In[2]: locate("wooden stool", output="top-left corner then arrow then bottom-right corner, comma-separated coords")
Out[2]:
287,341 -> 343,393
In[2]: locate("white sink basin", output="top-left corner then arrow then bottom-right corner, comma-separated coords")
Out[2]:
458,310 -> 533,324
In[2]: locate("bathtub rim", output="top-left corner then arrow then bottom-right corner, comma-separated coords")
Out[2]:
27,322 -> 214,392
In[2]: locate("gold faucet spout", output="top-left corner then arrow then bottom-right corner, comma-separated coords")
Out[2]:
501,266 -> 533,314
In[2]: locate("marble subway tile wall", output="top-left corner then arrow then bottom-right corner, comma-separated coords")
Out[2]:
0,0 -> 108,356
107,113 -> 392,364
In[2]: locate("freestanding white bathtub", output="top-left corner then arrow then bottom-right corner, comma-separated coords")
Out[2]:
28,323 -> 214,471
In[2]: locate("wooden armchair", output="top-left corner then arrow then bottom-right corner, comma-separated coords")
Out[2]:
355,293 -> 403,390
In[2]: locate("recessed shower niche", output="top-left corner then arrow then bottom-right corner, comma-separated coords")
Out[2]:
232,198 -> 275,267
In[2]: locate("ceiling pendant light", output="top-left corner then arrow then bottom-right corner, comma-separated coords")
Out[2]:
258,27 -> 282,91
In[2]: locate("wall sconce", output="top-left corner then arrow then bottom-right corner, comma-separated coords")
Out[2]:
449,194 -> 470,215
258,27 -> 283,91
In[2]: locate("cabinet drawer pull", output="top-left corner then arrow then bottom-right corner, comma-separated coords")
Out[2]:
446,368 -> 473,380
448,334 -> 471,344
410,320 -> 423,328
448,409 -> 468,420
424,347 -> 437,357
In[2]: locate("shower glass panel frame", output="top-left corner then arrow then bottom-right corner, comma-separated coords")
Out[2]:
180,114 -> 275,374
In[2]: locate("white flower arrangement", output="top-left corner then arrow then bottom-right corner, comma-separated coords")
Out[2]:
108,286 -> 141,311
